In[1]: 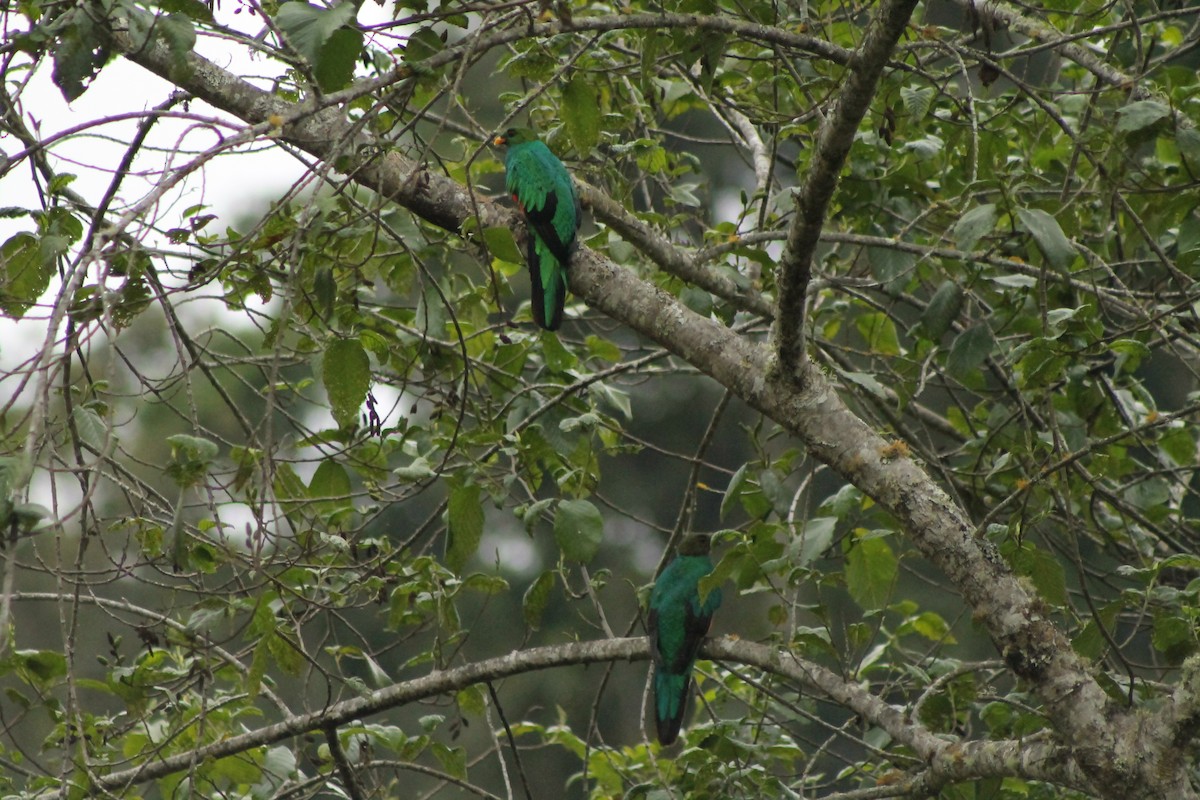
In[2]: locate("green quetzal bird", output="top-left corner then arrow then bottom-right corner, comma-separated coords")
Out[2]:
648,533 -> 723,745
493,127 -> 580,330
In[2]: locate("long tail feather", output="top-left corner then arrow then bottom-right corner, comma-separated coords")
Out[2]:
529,237 -> 567,330
654,668 -> 690,745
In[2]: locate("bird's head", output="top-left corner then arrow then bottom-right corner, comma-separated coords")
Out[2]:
677,533 -> 713,557
493,127 -> 539,148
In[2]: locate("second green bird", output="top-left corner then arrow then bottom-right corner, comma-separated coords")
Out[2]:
494,127 -> 580,331
648,533 -> 723,745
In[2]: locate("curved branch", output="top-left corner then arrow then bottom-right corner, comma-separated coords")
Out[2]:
87,638 -> 643,794
580,181 -> 775,318
710,638 -> 1092,793
83,636 -> 1089,795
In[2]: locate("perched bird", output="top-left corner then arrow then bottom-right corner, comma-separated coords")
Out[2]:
493,127 -> 580,330
648,534 -> 723,745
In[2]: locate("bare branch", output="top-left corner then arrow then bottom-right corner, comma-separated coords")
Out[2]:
773,0 -> 921,383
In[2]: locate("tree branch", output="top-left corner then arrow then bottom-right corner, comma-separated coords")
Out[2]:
773,0 -> 921,383
80,635 -> 1090,795
705,638 -> 1093,793
580,181 -> 775,318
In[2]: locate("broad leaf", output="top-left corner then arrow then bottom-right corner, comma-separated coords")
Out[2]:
797,516 -> 836,567
953,204 -> 997,251
553,499 -> 603,563
522,570 -> 556,630
921,280 -> 963,340
52,10 -> 108,101
900,85 -> 934,120
946,324 -> 995,379
158,13 -> 197,81
275,1 -> 361,91
323,337 -> 371,429
165,434 -> 219,488
483,225 -> 524,263
1015,207 -> 1075,269
312,26 -> 362,92
845,533 -> 897,611
1115,100 -> 1170,134
563,76 -> 601,154
309,459 -> 351,514
0,233 -> 52,320
446,482 -> 484,572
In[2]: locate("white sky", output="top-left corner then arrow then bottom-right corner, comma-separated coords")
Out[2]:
0,3 -> 408,383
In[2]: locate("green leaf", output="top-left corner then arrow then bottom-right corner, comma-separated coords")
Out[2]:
1015,207 -> 1075,269
553,499 -> 604,563
394,457 -> 436,482
312,26 -> 363,92
52,10 -> 107,101
797,516 -> 836,567
1177,127 -> 1200,169
1072,602 -> 1119,660
1110,338 -> 1150,373
589,382 -> 632,419
482,225 -> 524,263
309,459 -> 351,512
1014,338 -> 1068,389
0,233 -> 53,320
1159,427 -> 1196,467
16,650 -> 67,686
323,337 -> 371,429
165,434 -> 219,488
953,204 -> 997,251
839,370 -> 889,399
867,247 -> 914,292
1115,100 -> 1170,134
159,0 -> 215,21
273,462 -> 308,525
845,533 -> 897,611
275,1 -> 361,91
720,464 -> 749,521
158,13 -> 197,82
900,85 -> 934,120
946,324 -> 994,379
585,335 -> 621,363
403,25 -> 444,62
1152,612 -> 1195,662
72,407 -> 110,452
921,280 -> 963,340
446,482 -> 484,572
563,76 -> 601,154
432,743 -> 467,780
855,312 -> 901,356
522,570 -> 555,630
276,1 -> 357,60
906,610 -> 956,644
1009,542 -> 1067,606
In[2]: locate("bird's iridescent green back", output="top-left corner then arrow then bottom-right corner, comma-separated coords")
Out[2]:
498,128 -> 580,329
648,539 -> 721,744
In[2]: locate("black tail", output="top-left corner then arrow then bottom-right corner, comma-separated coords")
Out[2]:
654,668 -> 690,745
528,237 -> 566,330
